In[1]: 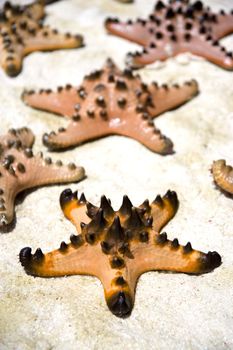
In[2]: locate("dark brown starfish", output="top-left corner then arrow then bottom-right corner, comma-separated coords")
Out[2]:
0,1 -> 83,77
22,59 -> 198,154
20,189 -> 221,318
0,127 -> 85,228
105,0 -> 233,69
211,159 -> 233,195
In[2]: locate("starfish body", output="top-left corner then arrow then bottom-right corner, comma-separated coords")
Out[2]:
0,127 -> 85,228
0,1 -> 83,77
22,59 -> 198,155
211,160 -> 233,195
20,189 -> 221,318
105,0 -> 233,70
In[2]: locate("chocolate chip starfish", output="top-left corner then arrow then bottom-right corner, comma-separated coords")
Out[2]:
0,1 -> 83,76
0,127 -> 85,228
105,0 -> 233,70
211,160 -> 233,195
22,59 -> 198,154
20,189 -> 221,318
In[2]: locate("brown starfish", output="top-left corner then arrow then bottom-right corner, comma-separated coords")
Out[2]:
105,0 -> 233,70
211,160 -> 233,195
0,1 -> 83,77
22,59 -> 198,155
19,189 -> 221,318
0,127 -> 85,228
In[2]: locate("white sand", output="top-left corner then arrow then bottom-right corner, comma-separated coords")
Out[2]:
0,0 -> 233,349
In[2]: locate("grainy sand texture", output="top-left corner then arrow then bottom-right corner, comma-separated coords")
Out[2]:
0,1 -> 233,349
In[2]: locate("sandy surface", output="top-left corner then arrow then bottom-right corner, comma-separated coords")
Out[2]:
0,0 -> 233,349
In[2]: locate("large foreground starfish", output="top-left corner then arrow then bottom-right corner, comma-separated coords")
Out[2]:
0,127 -> 85,228
0,1 -> 83,77
22,59 -> 198,154
105,0 -> 233,69
20,189 -> 221,318
211,160 -> 233,195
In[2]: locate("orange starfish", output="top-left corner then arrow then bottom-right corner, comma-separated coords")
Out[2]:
211,160 -> 233,195
0,127 -> 85,229
105,0 -> 233,69
22,59 -> 198,155
0,1 -> 83,76
20,189 -> 221,317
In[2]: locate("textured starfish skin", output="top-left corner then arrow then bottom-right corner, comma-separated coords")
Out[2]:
105,0 -> 233,70
211,160 -> 233,195
20,189 -> 221,318
0,127 -> 85,228
0,1 -> 83,77
22,59 -> 198,155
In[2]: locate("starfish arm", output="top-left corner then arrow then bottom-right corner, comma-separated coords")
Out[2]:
211,159 -> 233,195
22,87 -> 83,117
23,26 -> 83,55
116,117 -> 173,154
213,13 -> 233,39
105,18 -> 150,46
19,242 -> 103,277
42,119 -> 111,150
130,233 -> 221,278
150,190 -> 179,232
182,37 -> 233,70
59,189 -> 90,233
147,80 -> 199,117
0,150 -> 84,227
126,46 -> 172,68
19,240 -> 135,317
0,127 -> 35,149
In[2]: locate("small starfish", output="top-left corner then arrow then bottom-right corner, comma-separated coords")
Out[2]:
22,59 -> 198,155
20,189 -> 221,318
211,160 -> 233,195
0,1 -> 83,77
105,0 -> 233,70
0,127 -> 85,228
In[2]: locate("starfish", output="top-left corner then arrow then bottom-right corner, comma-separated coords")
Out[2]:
19,188 -> 221,318
0,1 -> 83,77
211,160 -> 233,196
0,127 -> 85,228
22,59 -> 198,155
105,0 -> 233,70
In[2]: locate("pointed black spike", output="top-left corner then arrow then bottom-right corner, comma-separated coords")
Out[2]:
88,208 -> 106,231
155,1 -> 165,11
119,195 -> 133,216
33,248 -> 44,262
139,231 -> 149,243
79,193 -> 86,203
171,238 -> 179,248
101,241 -> 111,254
183,242 -> 192,254
106,216 -> 124,243
70,234 -> 83,247
60,241 -> 68,251
100,195 -> 114,217
126,207 -> 144,229
153,194 -> 164,207
156,232 -> 167,244
86,201 -> 98,218
85,233 -> 96,244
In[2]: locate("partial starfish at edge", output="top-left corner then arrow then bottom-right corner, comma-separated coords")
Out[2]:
22,59 -> 198,155
20,189 -> 221,318
105,0 -> 233,70
211,159 -> 233,195
0,127 -> 85,228
0,1 -> 83,76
